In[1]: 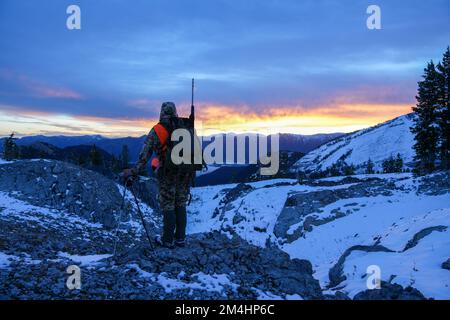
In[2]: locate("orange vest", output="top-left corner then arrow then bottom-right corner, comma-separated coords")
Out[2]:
152,123 -> 170,170
154,123 -> 169,146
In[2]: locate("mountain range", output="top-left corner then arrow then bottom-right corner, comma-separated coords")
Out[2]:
2,133 -> 343,162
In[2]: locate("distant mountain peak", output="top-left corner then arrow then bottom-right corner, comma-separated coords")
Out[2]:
292,113 -> 416,174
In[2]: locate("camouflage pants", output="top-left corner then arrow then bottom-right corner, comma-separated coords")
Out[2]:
157,168 -> 193,212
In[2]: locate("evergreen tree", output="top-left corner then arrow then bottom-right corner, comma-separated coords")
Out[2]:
120,144 -> 129,169
343,164 -> 355,176
382,155 -> 403,173
3,133 -> 19,161
329,163 -> 340,177
436,47 -> 450,169
366,158 -> 375,174
382,156 -> 393,173
394,153 -> 404,172
2,135 -> 11,160
89,144 -> 103,167
411,61 -> 440,174
77,155 -> 86,167
111,155 -> 121,173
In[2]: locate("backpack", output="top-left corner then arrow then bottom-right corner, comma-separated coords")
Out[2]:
153,117 -> 203,173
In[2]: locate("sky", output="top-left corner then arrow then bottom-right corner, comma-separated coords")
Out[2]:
0,0 -> 449,137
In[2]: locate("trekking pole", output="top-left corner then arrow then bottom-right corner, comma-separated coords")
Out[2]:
128,184 -> 154,251
112,181 -> 128,256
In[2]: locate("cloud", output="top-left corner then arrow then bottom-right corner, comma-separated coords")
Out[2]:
0,0 -> 448,136
26,83 -> 82,99
0,105 -> 158,137
0,100 -> 411,137
194,102 -> 411,135
0,69 -> 83,100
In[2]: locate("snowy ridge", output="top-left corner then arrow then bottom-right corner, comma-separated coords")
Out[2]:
292,114 -> 416,173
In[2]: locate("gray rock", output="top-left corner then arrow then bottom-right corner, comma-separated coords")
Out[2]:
0,160 -> 134,229
403,226 -> 447,251
275,178 -> 400,242
328,245 -> 394,289
417,171 -> 450,195
353,282 -> 427,300
442,258 -> 450,270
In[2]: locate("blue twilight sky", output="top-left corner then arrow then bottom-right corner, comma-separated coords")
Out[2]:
0,0 -> 449,136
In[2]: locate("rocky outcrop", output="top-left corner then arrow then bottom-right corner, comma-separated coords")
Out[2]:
113,232 -> 323,300
0,200 -> 323,299
0,160 -> 125,229
442,258 -> 450,270
327,225 -> 448,290
212,183 -> 254,220
353,282 -> 427,300
403,226 -> 447,251
0,160 -> 322,300
275,178 -> 400,242
328,245 -> 394,289
417,171 -> 450,195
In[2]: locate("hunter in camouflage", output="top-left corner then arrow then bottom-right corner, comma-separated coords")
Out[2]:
126,102 -> 193,248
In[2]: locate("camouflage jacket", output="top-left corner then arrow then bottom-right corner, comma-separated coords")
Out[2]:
134,102 -> 178,174
134,128 -> 160,174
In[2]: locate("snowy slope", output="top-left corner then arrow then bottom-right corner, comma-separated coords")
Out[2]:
188,172 -> 450,299
188,179 -> 359,247
292,114 -> 416,173
339,208 -> 450,298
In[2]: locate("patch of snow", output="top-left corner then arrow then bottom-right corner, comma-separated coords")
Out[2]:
0,159 -> 12,165
128,264 -> 238,296
251,288 -> 283,300
0,192 -> 103,229
285,294 -> 304,300
0,252 -> 41,268
58,252 -> 112,266
0,252 -> 16,268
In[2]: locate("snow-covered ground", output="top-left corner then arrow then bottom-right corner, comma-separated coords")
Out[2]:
188,173 -> 450,299
188,178 -> 358,247
340,209 -> 450,298
0,157 -> 448,299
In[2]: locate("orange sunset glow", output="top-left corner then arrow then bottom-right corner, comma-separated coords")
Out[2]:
0,102 -> 412,137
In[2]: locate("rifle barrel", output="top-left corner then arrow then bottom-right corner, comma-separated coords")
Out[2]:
190,78 -> 195,122
191,78 -> 194,107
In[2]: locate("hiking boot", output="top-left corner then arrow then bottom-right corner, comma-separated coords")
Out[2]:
155,235 -> 174,249
174,206 -> 187,242
175,239 -> 186,247
162,210 -> 176,244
